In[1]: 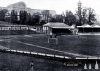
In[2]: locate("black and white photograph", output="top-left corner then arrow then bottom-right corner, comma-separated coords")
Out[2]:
0,0 -> 100,71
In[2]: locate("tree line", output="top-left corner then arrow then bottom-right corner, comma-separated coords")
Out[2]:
50,7 -> 96,26
6,10 -> 44,25
0,7 -> 96,26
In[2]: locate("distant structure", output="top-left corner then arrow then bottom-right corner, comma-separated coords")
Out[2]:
6,1 -> 56,15
78,0 -> 82,25
0,1 -> 56,21
7,1 -> 26,13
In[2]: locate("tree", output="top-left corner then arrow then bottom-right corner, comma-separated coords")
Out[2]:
81,8 -> 88,24
25,13 -> 32,25
88,8 -> 96,25
0,9 -> 8,21
32,14 -> 41,25
42,10 -> 50,23
76,7 -> 96,25
11,10 -> 18,23
40,20 -> 46,25
49,15 -> 63,22
20,10 -> 27,25
64,11 -> 76,26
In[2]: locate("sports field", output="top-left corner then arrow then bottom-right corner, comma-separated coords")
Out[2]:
0,34 -> 100,71
0,34 -> 100,57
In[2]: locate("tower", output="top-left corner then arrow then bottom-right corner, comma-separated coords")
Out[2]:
78,0 -> 82,25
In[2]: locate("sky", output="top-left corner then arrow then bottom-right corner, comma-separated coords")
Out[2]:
0,0 -> 100,15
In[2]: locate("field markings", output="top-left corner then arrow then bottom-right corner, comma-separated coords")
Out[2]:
16,41 -> 98,58
0,39 -> 10,50
24,35 -> 33,37
0,45 -> 9,50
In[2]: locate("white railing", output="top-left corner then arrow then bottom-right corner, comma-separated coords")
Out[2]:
1,48 -> 99,60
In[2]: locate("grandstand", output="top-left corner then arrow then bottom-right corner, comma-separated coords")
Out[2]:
77,24 -> 100,34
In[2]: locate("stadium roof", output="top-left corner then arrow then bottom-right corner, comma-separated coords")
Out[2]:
83,24 -> 92,27
92,24 -> 100,27
77,24 -> 92,28
77,24 -> 100,28
43,22 -> 74,29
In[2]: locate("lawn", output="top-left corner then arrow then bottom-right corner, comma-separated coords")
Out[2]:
0,52 -> 80,71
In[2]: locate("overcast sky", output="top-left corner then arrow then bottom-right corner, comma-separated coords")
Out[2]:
0,0 -> 100,14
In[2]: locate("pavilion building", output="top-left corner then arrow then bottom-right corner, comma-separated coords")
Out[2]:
43,22 -> 75,35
